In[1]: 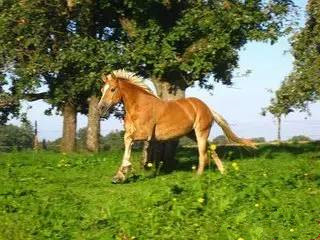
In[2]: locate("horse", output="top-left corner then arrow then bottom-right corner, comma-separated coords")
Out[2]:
97,69 -> 255,183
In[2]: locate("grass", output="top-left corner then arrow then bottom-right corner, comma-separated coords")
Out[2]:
0,143 -> 320,240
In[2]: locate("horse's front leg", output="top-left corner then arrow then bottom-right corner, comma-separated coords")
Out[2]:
112,134 -> 133,183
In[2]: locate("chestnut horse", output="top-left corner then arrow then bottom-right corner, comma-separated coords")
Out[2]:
98,70 -> 255,183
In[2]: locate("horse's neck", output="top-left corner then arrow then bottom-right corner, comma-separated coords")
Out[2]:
121,83 -> 159,114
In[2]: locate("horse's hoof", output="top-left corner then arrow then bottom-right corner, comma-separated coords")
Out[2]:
111,177 -> 123,184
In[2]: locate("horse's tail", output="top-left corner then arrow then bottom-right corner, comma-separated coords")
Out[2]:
210,108 -> 256,148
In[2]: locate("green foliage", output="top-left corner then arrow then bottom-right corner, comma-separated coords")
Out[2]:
0,74 -> 20,123
212,134 -> 229,145
0,120 -> 34,151
118,0 -> 296,87
289,135 -> 312,143
251,137 -> 266,143
45,138 -> 61,152
0,0 -> 297,120
0,0 -> 119,114
76,127 -> 87,150
0,143 -> 319,239
179,136 -> 196,147
100,130 -> 125,151
266,0 -> 320,114
75,128 -> 125,151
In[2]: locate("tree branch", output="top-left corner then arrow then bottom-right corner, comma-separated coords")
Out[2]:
0,92 -> 49,108
24,92 -> 49,101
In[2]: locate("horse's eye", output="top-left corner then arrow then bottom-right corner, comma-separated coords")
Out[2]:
111,88 -> 116,92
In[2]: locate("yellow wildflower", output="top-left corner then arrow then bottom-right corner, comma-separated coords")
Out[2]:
231,162 -> 240,171
209,144 -> 216,151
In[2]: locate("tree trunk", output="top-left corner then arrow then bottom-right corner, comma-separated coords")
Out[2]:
86,95 -> 101,152
33,121 -> 39,151
148,78 -> 186,172
61,102 -> 77,152
277,116 -> 281,143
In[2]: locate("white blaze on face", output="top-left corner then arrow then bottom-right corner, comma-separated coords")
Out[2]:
102,84 -> 109,97
98,83 -> 109,107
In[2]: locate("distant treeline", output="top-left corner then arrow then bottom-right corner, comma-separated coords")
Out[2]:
0,122 -> 313,152
0,121 -> 34,151
0,123 -> 133,152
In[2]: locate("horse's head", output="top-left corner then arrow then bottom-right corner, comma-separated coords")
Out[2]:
97,73 -> 122,116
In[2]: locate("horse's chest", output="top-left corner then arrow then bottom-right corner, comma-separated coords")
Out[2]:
124,113 -> 155,139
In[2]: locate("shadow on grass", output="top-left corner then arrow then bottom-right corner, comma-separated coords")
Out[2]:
175,141 -> 320,172
113,142 -> 320,182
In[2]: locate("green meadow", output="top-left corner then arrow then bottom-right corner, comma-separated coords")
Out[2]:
0,143 -> 320,240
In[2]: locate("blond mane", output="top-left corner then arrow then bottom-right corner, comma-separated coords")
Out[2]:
109,69 -> 158,98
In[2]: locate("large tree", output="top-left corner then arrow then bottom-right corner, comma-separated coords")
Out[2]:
0,0 -> 296,157
117,0 -> 296,94
0,0 -> 78,151
267,0 -> 320,114
0,0 -> 119,152
112,0 -> 296,168
63,0 -> 122,152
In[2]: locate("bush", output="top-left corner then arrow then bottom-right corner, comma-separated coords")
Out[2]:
0,121 -> 34,151
289,135 -> 312,143
179,136 -> 196,147
212,135 -> 229,145
100,130 -> 125,150
251,137 -> 266,143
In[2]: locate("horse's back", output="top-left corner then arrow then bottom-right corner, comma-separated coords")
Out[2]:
154,97 -> 213,140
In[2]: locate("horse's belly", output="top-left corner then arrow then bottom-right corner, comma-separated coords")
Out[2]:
154,122 -> 194,140
153,99 -> 198,140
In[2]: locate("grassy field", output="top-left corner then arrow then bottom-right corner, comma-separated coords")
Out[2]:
0,143 -> 320,240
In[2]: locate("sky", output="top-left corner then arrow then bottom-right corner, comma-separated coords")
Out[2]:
12,0 -> 320,141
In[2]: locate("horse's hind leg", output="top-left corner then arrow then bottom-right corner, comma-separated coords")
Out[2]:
210,148 -> 224,174
195,129 -> 210,175
141,141 -> 150,168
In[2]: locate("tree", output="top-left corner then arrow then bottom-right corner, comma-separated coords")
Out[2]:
0,0 -> 78,152
0,1 -> 119,152
115,0 -> 296,168
100,130 -> 125,151
0,76 -> 20,124
61,1 -> 121,152
179,136 -> 196,147
262,88 -> 293,142
0,1 -> 296,157
212,135 -> 229,145
118,0 -> 295,92
250,137 -> 266,143
0,119 -> 34,151
266,0 -> 320,114
289,135 -> 312,143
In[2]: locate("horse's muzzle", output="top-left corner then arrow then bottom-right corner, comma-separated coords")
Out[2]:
97,102 -> 113,117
